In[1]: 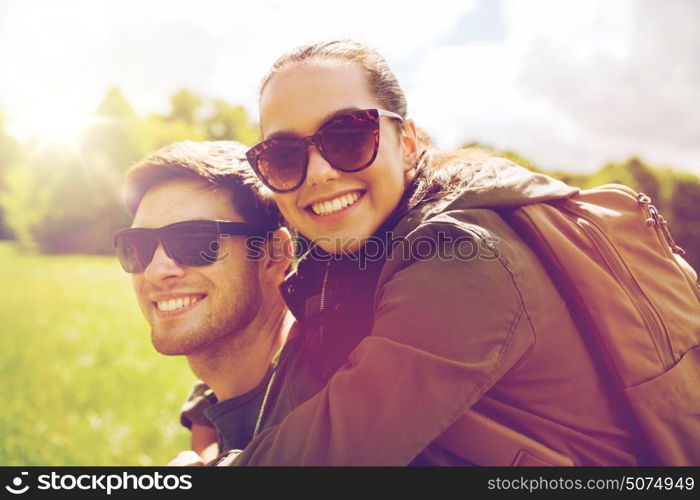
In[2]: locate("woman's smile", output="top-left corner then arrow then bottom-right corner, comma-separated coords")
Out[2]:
305,189 -> 366,225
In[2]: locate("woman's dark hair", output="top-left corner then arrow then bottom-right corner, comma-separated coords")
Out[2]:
404,145 -> 497,211
260,39 -> 407,122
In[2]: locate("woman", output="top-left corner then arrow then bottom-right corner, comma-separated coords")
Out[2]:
226,40 -> 643,466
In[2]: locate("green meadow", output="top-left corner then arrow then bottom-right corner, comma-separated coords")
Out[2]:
0,242 -> 195,465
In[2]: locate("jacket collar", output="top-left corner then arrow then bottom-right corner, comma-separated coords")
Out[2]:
280,158 -> 578,320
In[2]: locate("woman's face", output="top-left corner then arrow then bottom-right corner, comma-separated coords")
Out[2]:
259,60 -> 416,254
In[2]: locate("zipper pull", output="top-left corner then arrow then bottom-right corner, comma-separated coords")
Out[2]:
637,192 -> 657,226
638,192 -> 686,255
318,260 -> 331,347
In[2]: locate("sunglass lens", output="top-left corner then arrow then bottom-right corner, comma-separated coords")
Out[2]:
116,234 -> 158,274
258,143 -> 306,192
165,229 -> 221,267
320,114 -> 377,171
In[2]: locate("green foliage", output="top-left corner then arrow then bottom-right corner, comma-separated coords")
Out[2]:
142,114 -> 206,151
0,87 -> 259,254
0,243 -> 194,465
587,158 -> 661,200
500,150 -> 541,174
81,87 -> 152,177
462,141 -> 700,269
30,144 -> 130,254
0,93 -> 697,267
0,117 -> 22,239
0,144 -> 59,251
668,178 -> 700,272
547,157 -> 700,270
204,100 -> 260,145
96,87 -> 137,119
168,90 -> 202,125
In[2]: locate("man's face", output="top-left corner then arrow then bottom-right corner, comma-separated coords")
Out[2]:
131,178 -> 262,356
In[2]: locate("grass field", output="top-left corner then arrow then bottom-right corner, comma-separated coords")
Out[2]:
0,242 -> 196,465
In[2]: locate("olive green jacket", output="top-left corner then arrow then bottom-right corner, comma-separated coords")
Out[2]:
229,159 -> 642,466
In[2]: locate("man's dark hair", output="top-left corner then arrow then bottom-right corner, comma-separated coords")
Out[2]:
123,140 -> 280,229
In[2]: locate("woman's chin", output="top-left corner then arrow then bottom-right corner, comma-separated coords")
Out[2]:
301,212 -> 373,256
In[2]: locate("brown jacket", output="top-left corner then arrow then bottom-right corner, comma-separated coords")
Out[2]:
229,159 -> 643,465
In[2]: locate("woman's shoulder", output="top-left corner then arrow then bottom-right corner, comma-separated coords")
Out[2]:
379,159 -> 566,290
383,205 -> 507,284
389,154 -> 577,246
397,154 -> 576,232
390,190 -> 507,252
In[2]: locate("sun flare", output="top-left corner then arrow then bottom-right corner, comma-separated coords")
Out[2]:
13,106 -> 94,147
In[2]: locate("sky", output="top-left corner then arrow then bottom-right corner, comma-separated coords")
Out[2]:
1,0 -> 698,174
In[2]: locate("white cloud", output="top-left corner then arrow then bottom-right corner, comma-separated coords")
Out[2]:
509,0 -> 699,172
0,0 -> 477,136
0,0 -> 697,174
405,0 -> 699,174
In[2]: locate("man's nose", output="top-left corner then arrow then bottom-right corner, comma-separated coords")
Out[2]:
143,243 -> 186,282
305,146 -> 340,187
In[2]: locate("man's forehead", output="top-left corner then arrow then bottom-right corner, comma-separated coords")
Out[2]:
131,177 -> 243,228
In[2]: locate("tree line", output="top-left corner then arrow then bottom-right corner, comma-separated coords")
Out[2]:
0,88 -> 698,270
0,88 -> 258,255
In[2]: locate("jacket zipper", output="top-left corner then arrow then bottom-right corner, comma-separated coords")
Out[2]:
561,204 -> 675,371
318,260 -> 331,347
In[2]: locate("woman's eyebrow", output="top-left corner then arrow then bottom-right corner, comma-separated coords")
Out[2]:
265,107 -> 361,140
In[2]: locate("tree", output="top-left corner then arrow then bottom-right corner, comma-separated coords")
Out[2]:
0,116 -> 22,239
168,90 -> 202,126
668,177 -> 700,271
81,87 -> 150,175
457,143 -> 700,269
204,101 -> 259,145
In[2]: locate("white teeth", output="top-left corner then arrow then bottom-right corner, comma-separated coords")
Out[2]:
156,296 -> 200,312
310,191 -> 362,216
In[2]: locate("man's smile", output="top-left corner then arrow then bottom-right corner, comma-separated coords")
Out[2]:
151,293 -> 207,316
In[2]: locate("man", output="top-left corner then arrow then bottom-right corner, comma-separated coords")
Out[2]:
116,140 -> 294,464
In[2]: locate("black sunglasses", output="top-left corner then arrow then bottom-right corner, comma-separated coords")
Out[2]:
246,108 -> 403,193
113,220 -> 271,274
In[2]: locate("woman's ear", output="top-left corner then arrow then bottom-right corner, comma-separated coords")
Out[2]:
400,119 -> 419,181
401,119 -> 418,169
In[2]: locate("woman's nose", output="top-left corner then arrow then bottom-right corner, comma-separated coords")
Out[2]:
305,146 -> 340,186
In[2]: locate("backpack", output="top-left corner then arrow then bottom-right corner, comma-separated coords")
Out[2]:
496,183 -> 700,465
